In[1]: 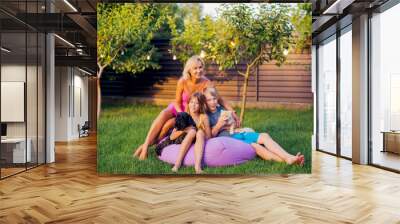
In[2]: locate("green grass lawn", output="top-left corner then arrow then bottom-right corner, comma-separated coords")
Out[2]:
98,103 -> 313,175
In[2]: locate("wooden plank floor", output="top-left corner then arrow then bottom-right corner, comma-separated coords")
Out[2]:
1,135 -> 400,223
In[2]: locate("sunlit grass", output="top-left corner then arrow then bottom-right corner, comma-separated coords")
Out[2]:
98,103 -> 313,175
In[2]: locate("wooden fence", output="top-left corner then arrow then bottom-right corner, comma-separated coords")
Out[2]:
101,39 -> 312,108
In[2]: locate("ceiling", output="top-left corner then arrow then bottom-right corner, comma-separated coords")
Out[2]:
0,0 -> 97,74
312,0 -> 390,43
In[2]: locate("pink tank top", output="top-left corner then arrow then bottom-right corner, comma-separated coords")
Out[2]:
181,91 -> 190,111
168,79 -> 211,115
181,79 -> 210,110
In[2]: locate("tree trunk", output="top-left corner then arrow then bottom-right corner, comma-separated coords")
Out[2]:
97,67 -> 104,119
239,73 -> 250,124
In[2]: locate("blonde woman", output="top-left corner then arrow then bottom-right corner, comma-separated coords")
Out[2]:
133,55 -> 239,160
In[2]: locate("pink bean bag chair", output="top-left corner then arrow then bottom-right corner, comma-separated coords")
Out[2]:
158,137 -> 256,167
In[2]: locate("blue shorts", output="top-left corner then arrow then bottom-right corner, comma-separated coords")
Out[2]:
230,132 -> 260,144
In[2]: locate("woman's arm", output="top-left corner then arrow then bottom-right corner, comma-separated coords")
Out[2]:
174,79 -> 185,113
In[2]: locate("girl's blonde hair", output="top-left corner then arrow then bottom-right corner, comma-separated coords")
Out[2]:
204,87 -> 219,99
182,55 -> 205,80
187,92 -> 207,130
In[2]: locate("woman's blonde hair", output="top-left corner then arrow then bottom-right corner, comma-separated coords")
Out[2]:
187,92 -> 207,130
182,55 -> 205,80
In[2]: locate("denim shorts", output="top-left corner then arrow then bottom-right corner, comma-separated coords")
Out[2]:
230,132 -> 260,144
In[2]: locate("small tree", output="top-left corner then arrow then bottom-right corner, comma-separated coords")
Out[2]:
168,3 -> 211,64
291,3 -> 312,53
171,4 -> 294,123
97,3 -> 170,117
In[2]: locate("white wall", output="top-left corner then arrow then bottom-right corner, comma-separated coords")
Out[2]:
1,65 -> 26,139
1,65 -> 40,136
72,72 -> 89,138
1,63 -> 46,164
1,65 -> 26,81
55,66 -> 69,141
55,66 -> 89,141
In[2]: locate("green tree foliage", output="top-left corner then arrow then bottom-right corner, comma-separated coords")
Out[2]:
291,3 -> 312,52
168,3 -> 208,63
170,3 -> 294,122
97,3 -> 170,117
97,3 -> 170,78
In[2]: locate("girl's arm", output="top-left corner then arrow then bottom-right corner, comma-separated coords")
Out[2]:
212,85 -> 240,127
202,115 -> 212,139
170,128 -> 184,140
174,79 -> 185,113
211,114 -> 228,137
204,81 -> 240,128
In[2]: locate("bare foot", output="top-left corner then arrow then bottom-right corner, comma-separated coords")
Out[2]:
195,167 -> 204,174
133,144 -> 143,158
292,152 -> 305,166
298,155 -> 305,166
286,156 -> 296,165
172,166 -> 179,172
286,152 -> 302,165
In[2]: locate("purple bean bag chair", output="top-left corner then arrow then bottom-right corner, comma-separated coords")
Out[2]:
158,137 -> 256,167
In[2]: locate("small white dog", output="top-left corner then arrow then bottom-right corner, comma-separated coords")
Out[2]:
235,127 -> 255,133
221,110 -> 255,135
220,110 -> 236,134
